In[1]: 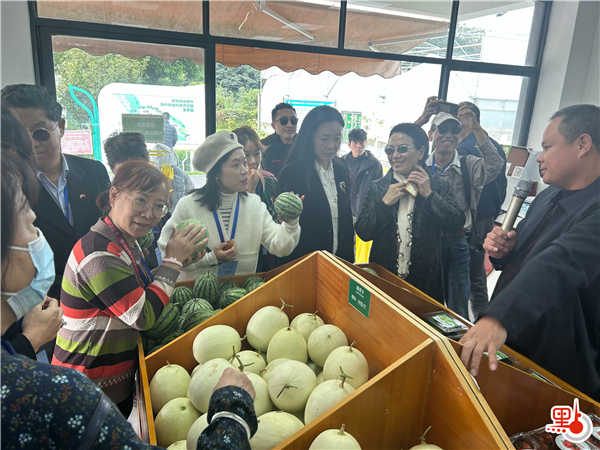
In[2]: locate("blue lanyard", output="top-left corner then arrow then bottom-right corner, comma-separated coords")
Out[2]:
429,155 -> 453,177
1,338 -> 16,355
63,184 -> 71,222
213,195 -> 240,243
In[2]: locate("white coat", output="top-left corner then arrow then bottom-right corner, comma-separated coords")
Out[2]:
158,192 -> 300,281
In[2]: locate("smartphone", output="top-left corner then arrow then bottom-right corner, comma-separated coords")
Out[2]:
437,101 -> 458,116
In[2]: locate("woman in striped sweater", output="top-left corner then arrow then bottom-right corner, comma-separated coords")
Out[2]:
52,161 -> 207,416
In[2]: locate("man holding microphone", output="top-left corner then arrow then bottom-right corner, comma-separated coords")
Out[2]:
459,104 -> 600,401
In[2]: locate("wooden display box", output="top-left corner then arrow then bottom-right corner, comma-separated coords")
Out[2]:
138,251 -> 511,448
328,255 -> 600,439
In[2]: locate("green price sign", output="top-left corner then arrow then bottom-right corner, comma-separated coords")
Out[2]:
122,114 -> 165,143
348,278 -> 370,318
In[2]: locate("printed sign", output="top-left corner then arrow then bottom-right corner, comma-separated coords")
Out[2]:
347,278 -> 370,318
61,129 -> 92,155
342,111 -> 362,142
546,399 -> 593,444
122,114 -> 165,144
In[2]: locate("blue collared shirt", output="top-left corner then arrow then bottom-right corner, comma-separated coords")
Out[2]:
36,155 -> 72,225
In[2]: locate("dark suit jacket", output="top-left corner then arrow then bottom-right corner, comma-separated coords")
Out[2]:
355,171 -> 465,302
33,155 -> 110,298
277,157 -> 354,264
487,177 -> 600,400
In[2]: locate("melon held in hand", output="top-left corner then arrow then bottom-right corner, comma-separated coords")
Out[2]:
274,192 -> 303,220
176,219 -> 208,258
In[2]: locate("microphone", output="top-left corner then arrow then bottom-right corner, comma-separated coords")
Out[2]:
501,179 -> 533,232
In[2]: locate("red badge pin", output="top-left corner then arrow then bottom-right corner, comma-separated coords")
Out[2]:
80,193 -> 86,200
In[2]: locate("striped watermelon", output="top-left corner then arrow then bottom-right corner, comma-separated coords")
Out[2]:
171,286 -> 194,305
219,287 -> 247,309
180,309 -> 216,332
193,273 -> 218,307
181,298 -> 213,317
218,279 -> 237,294
176,219 -> 209,258
146,303 -> 180,339
274,192 -> 303,220
245,280 -> 264,292
243,276 -> 264,291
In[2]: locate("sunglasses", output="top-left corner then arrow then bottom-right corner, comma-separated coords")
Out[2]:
385,145 -> 415,156
31,124 -> 58,142
437,123 -> 461,135
278,116 -> 298,126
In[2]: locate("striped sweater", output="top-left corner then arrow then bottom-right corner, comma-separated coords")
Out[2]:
52,218 -> 179,404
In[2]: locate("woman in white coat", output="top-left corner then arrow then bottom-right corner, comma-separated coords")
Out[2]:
159,131 -> 300,280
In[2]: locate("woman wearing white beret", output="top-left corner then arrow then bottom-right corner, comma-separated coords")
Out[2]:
158,130 -> 300,280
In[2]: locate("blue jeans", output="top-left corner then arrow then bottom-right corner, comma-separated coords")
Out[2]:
442,234 -> 471,320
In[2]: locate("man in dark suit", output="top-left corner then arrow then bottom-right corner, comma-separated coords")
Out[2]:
460,104 -> 600,401
3,84 -> 110,299
261,103 -> 298,177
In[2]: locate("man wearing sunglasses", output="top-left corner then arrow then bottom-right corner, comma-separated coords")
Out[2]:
424,111 -> 504,320
261,102 -> 298,177
2,84 -> 110,300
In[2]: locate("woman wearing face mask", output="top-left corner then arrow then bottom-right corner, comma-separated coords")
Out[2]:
51,160 -> 207,416
1,157 -> 261,450
277,105 -> 355,265
355,123 -> 464,302
1,109 -> 63,360
158,131 -> 300,280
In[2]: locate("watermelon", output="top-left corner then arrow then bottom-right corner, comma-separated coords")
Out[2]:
274,192 -> 303,220
243,276 -> 264,291
218,279 -> 237,294
176,219 -> 208,258
245,280 -> 264,292
181,298 -> 213,317
219,287 -> 247,309
137,231 -> 155,249
180,309 -> 216,332
193,273 -> 218,307
171,286 -> 194,305
146,303 -> 180,339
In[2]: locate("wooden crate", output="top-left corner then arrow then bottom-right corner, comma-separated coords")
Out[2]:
327,254 -> 600,439
138,251 -> 511,448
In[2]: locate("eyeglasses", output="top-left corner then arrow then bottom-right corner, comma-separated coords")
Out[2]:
278,116 -> 298,126
437,123 -> 461,135
385,145 -> 415,156
130,195 -> 168,218
31,123 -> 59,142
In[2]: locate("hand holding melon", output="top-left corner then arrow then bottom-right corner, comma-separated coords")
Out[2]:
167,219 -> 209,265
213,367 -> 256,400
274,192 -> 304,222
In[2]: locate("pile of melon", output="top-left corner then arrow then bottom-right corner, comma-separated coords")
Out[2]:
149,299 -> 368,449
142,274 -> 265,355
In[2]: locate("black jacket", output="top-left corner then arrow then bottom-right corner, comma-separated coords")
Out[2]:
277,157 -> 354,264
33,155 -> 110,298
261,133 -> 294,178
487,177 -> 600,400
341,150 -> 383,217
355,171 -> 464,303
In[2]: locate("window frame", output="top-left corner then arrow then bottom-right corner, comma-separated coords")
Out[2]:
28,0 -> 552,145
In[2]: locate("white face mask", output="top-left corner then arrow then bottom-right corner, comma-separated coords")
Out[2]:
1,228 -> 55,320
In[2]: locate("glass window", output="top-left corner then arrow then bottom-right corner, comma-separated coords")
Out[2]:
52,36 -> 205,179
344,1 -> 452,57
210,1 -> 340,47
453,2 -> 536,65
37,1 -> 202,34
447,71 -> 526,145
258,61 -> 441,171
